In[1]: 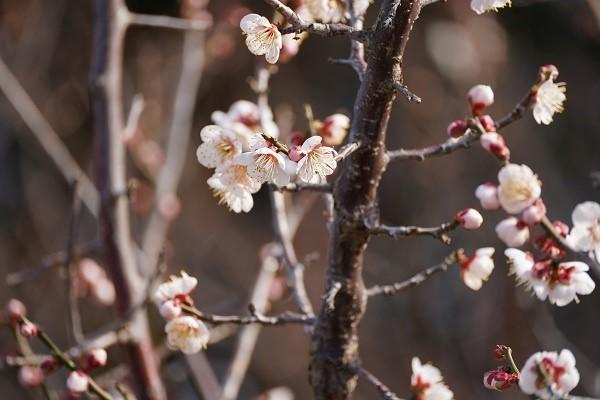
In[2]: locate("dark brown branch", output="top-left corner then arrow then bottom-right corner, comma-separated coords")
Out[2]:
280,182 -> 332,193
495,90 -> 534,130
181,304 -> 314,326
127,12 -> 210,31
354,366 -> 405,400
393,82 -> 421,103
310,0 -> 423,398
367,220 -> 459,244
263,0 -> 368,40
365,251 -> 461,297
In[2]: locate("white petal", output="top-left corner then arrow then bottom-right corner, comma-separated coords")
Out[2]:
572,201 -> 600,225
240,14 -> 270,33
301,136 -> 323,153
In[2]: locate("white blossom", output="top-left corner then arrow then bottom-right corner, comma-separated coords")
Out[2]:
196,125 -> 243,169
455,208 -> 483,230
207,163 -> 261,213
154,271 -> 198,304
505,249 -> 595,306
475,183 -> 500,210
470,0 -> 511,15
533,78 -> 566,125
460,247 -> 495,290
496,217 -> 530,247
240,14 -> 282,64
165,316 -> 210,354
211,100 -> 278,148
567,201 -> 600,262
497,164 -> 541,214
519,349 -> 579,399
235,146 -> 297,187
411,357 -> 454,400
296,136 -> 337,183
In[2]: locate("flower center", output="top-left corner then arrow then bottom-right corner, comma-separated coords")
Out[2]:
255,153 -> 279,180
503,180 -> 532,202
216,139 -> 235,158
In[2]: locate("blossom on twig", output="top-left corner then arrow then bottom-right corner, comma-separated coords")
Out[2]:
567,201 -> 600,262
165,315 -> 210,354
533,65 -> 566,125
459,247 -> 495,290
240,14 -> 282,64
296,136 -> 337,183
497,163 -> 542,214
519,349 -> 579,399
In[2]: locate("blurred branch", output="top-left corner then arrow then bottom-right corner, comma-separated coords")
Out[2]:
355,366 -> 405,400
0,57 -> 100,215
280,182 -> 332,193
365,250 -> 461,297
127,12 -> 211,31
141,29 -> 207,280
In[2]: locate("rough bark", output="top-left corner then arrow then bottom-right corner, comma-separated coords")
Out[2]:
309,1 -> 422,399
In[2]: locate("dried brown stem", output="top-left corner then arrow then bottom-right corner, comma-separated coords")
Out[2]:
366,251 -> 461,297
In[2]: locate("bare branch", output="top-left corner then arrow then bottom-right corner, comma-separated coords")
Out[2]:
127,12 -> 211,31
393,82 -> 421,103
355,366 -> 405,400
367,219 -> 459,245
280,182 -> 332,193
386,129 -> 480,163
64,183 -> 84,345
181,304 -> 314,326
335,141 -> 361,161
366,251 -> 461,297
0,57 -> 100,216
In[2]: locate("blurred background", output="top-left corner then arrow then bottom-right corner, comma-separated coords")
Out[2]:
0,0 -> 599,398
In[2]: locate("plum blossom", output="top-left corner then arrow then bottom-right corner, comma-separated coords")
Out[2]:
165,316 -> 210,354
505,249 -> 595,306
459,247 -> 495,290
296,136 -> 337,183
211,100 -> 278,148
475,183 -> 500,210
240,14 -> 282,64
411,357 -> 454,400
497,164 -> 541,214
470,0 -> 511,15
567,201 -> 600,262
447,119 -> 467,138
519,349 -> 579,399
483,368 -> 518,391
84,349 -> 108,370
467,84 -> 494,115
521,199 -> 547,225
533,78 -> 566,125
154,271 -> 198,304
196,125 -> 243,169
235,145 -> 297,187
66,371 -> 89,393
18,366 -> 44,387
317,113 -> 350,146
496,217 -> 530,247
207,163 -> 261,213
480,132 -> 510,160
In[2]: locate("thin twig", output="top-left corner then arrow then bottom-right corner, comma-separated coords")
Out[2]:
335,141 -> 361,161
128,12 -> 211,31
365,251 -> 461,297
280,182 -> 332,192
393,82 -> 421,103
354,366 -> 406,400
64,182 -> 84,345
367,220 -> 459,245
181,304 -> 314,326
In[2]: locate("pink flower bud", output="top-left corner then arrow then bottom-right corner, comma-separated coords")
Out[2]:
480,132 -> 510,161
483,368 -> 517,391
91,278 -> 116,306
521,199 -> 547,225
85,349 -> 108,370
468,84 -> 494,115
19,320 -> 38,338
495,217 -> 530,247
455,208 -> 483,230
494,345 -> 506,361
6,299 -> 27,322
287,145 -> 304,162
159,299 -> 182,320
478,115 -> 496,132
289,131 -> 306,146
447,119 -> 467,138
40,357 -> 59,375
66,371 -> 89,393
319,114 -> 350,146
18,366 -> 45,387
475,183 -> 500,210
540,64 -> 559,80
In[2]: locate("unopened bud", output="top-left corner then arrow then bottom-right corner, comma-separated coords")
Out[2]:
475,183 -> 500,210
455,208 -> 483,230
18,366 -> 45,387
483,368 -> 517,391
6,299 -> 27,322
288,145 -> 304,162
480,132 -> 510,161
447,119 -> 467,138
539,64 -> 559,81
159,300 -> 182,320
496,217 -> 530,247
468,84 -> 494,115
66,371 -> 89,393
319,114 -> 350,146
478,115 -> 496,132
40,357 -> 59,375
85,349 -> 108,370
19,320 -> 38,338
521,199 -> 547,225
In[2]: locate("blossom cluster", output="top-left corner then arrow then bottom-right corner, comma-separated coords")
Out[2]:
154,272 -> 210,354
197,100 -> 348,213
